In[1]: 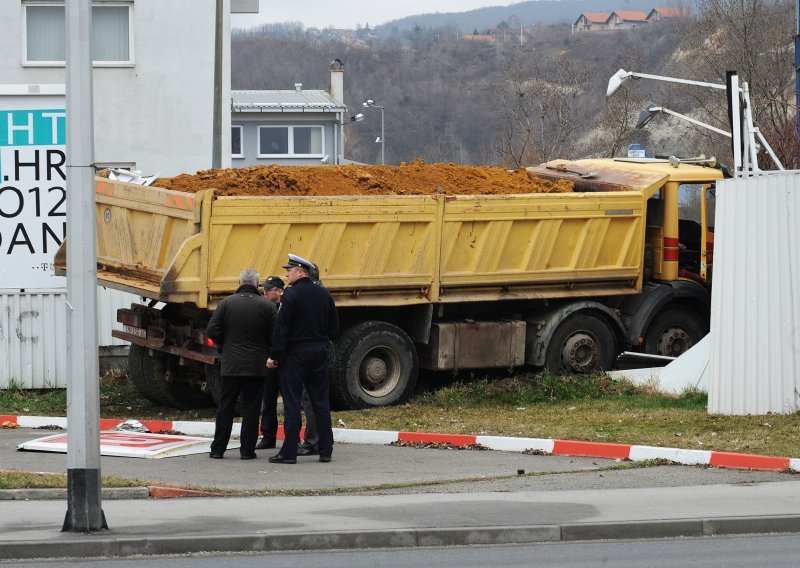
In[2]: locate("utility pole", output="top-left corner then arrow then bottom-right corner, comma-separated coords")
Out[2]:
63,0 -> 106,532
212,0 -> 223,168
796,0 -> 799,135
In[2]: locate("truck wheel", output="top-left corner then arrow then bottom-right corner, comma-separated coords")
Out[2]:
545,314 -> 616,374
164,358 -> 214,409
644,308 -> 706,357
332,321 -> 418,410
205,364 -> 248,416
128,345 -> 173,406
129,346 -> 211,409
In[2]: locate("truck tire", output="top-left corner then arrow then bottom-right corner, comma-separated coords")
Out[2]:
128,344 -> 173,406
128,345 -> 211,409
644,307 -> 706,357
545,314 -> 616,374
165,359 -> 214,409
332,321 -> 418,410
205,364 -> 248,416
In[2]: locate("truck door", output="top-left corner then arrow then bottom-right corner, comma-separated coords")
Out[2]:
701,184 -> 716,283
677,183 -> 703,280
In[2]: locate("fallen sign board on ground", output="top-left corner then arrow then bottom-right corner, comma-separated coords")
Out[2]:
16,431 -> 236,459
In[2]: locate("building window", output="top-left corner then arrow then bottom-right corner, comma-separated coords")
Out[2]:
258,126 -> 323,157
24,2 -> 133,66
231,125 -> 243,158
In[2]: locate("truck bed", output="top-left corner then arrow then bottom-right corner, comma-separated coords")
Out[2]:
55,177 -> 648,309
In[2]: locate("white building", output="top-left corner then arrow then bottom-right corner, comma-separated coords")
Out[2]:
0,0 -> 258,388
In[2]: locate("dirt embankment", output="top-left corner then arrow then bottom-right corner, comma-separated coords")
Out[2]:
153,160 -> 573,197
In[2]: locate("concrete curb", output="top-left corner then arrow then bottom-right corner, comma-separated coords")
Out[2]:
2,516 -> 800,560
0,486 -> 221,500
0,487 -> 149,500
3,413 -> 799,473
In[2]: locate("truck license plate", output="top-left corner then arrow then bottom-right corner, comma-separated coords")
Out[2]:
123,324 -> 147,338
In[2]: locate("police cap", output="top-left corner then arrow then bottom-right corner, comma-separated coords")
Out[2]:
262,275 -> 284,290
282,253 -> 317,272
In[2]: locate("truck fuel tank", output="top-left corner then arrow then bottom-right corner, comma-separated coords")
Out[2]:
418,320 -> 526,371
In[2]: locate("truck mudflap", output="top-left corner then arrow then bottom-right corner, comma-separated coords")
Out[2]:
525,301 -> 626,369
111,330 -> 217,364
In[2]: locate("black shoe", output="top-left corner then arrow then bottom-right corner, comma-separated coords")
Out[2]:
297,444 -> 318,456
255,438 -> 276,450
209,452 -> 224,459
240,453 -> 257,460
268,454 -> 297,464
319,455 -> 332,463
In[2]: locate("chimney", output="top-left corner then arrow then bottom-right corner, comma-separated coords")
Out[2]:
329,58 -> 344,104
294,83 -> 302,92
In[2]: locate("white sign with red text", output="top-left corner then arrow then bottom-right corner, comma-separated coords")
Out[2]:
17,430 -> 238,459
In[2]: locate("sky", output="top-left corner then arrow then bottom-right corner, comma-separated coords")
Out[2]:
231,0 -> 518,30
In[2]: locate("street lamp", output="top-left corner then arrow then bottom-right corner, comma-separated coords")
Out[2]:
362,99 -> 385,164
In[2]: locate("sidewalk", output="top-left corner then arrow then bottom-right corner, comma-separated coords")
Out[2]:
1,419 -> 799,560
2,481 -> 800,560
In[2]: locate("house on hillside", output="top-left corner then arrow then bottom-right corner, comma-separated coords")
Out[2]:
646,7 -> 690,21
461,34 -> 498,44
608,10 -> 649,29
230,64 -> 352,166
573,13 -> 611,32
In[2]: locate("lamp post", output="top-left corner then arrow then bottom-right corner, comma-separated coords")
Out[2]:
363,99 -> 385,164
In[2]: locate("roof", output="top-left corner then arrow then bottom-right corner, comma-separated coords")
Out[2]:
611,10 -> 648,21
231,90 -> 345,113
461,34 -> 497,43
648,7 -> 689,18
576,12 -> 611,24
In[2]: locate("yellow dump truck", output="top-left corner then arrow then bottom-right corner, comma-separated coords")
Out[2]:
56,158 -> 723,409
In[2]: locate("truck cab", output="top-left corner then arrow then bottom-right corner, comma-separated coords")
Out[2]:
528,157 -> 723,357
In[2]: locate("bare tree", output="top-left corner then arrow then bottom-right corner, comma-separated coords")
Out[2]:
674,0 -> 797,168
492,58 -> 590,167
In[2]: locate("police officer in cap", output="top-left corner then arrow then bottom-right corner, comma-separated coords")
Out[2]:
267,254 -> 339,464
257,275 -> 319,452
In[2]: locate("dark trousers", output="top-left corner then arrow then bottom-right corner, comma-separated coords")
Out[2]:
259,369 -> 280,443
260,373 -> 317,447
278,344 -> 333,459
211,375 -> 263,456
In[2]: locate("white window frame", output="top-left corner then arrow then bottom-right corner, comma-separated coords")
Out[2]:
257,125 -> 325,158
231,125 -> 244,159
22,1 -> 135,67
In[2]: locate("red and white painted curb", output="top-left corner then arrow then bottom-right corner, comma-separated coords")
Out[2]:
3,414 -> 799,473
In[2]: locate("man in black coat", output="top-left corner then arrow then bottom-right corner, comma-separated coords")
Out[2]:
267,254 -> 339,464
256,275 -> 319,452
207,267 -> 277,459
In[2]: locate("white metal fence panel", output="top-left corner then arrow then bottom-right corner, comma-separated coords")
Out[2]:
0,288 -> 138,388
709,173 -> 800,414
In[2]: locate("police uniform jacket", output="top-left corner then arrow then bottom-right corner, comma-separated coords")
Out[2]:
270,277 -> 339,363
206,283 -> 277,376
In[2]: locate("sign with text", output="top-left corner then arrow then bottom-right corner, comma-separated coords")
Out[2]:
17,430 -> 236,459
0,96 -> 67,289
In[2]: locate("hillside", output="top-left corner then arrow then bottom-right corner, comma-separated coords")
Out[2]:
231,0 -> 796,170
375,0 -> 696,34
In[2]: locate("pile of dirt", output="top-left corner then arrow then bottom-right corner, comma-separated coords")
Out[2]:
154,159 -> 573,197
